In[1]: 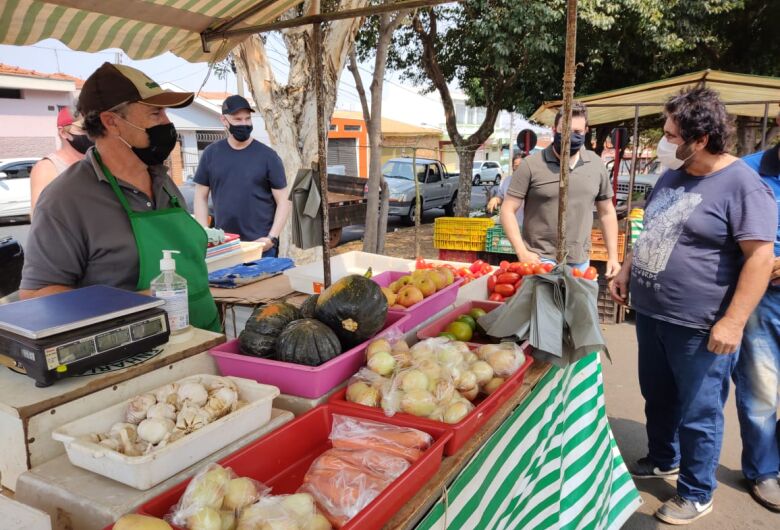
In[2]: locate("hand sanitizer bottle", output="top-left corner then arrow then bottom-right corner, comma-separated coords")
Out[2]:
150,250 -> 189,334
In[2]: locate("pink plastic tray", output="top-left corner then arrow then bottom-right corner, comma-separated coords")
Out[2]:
416,300 -> 503,347
209,312 -> 409,399
371,271 -> 463,332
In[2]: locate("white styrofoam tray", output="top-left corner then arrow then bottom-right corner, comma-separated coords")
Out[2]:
52,375 -> 279,490
284,251 -> 414,294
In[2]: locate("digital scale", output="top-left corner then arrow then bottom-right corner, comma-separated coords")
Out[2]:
0,286 -> 171,387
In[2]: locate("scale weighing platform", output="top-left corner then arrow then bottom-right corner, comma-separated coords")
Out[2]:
0,286 -> 170,387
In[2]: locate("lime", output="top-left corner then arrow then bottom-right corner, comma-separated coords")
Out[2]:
467,308 -> 488,320
438,332 -> 457,340
445,321 -> 473,342
455,315 -> 477,331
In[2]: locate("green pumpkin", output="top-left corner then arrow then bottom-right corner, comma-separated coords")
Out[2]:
314,274 -> 388,349
275,319 -> 342,366
299,294 -> 319,319
238,302 -> 301,357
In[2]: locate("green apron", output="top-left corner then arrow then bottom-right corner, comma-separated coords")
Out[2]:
96,152 -> 221,332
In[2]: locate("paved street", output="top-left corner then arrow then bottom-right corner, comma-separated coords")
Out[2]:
602,322 -> 780,529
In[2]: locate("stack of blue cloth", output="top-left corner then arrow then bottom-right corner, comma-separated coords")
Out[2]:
208,258 -> 295,288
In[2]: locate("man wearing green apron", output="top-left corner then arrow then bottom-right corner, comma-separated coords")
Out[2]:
20,63 -> 220,332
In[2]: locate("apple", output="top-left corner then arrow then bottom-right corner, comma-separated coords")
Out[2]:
437,267 -> 455,285
397,285 -> 424,307
380,287 -> 397,306
390,304 -> 407,310
411,270 -> 429,280
413,277 -> 437,297
426,270 -> 447,291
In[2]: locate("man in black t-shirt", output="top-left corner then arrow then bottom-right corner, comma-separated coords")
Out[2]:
193,95 -> 290,256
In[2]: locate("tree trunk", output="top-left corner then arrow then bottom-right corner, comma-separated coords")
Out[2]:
233,0 -> 369,263
377,178 -> 389,252
455,143 -> 478,216
735,115 -> 759,156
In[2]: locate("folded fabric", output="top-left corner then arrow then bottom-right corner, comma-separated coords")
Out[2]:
208,258 -> 295,288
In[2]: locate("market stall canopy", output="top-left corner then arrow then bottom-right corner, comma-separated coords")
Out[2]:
530,70 -> 780,126
0,0 -> 306,62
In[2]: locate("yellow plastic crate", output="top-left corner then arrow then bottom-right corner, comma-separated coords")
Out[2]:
433,217 -> 494,251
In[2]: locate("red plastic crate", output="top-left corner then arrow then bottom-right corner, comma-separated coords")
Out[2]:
371,271 -> 463,332
329,347 -> 534,455
416,300 -> 503,347
137,405 -> 451,530
437,249 -> 479,263
209,312 -> 409,398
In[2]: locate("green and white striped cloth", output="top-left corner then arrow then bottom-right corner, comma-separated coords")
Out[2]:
417,353 -> 641,530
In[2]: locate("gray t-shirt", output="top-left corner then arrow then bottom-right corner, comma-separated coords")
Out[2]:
21,148 -> 186,291
631,159 -> 778,329
507,145 -> 612,263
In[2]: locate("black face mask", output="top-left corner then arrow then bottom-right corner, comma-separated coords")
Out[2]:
554,132 -> 586,157
67,134 -> 94,154
229,124 -> 253,142
118,118 -> 178,166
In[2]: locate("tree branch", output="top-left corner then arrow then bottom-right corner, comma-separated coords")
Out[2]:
348,48 -> 371,123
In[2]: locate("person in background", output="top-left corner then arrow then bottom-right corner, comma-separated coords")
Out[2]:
610,88 -> 777,524
30,107 -> 93,215
500,101 -> 620,275
193,95 -> 291,257
486,152 -> 523,214
732,106 -> 780,512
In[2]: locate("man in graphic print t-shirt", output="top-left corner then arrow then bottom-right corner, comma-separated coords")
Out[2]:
610,88 -> 777,525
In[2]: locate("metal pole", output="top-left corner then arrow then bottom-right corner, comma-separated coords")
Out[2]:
556,0 -> 578,264
413,148 -> 421,257
624,105 -> 640,254
313,20 -> 331,287
508,112 -> 514,165
611,129 -> 621,206
760,103 -> 769,151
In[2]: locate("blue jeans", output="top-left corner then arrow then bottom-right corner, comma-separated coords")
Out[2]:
263,246 -> 278,258
540,258 -> 589,273
733,287 -> 780,482
636,313 -> 738,503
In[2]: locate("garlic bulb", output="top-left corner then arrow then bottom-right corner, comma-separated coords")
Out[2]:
153,383 -> 179,406
119,428 -> 149,456
204,387 -> 238,421
147,402 -> 177,421
176,404 -> 210,433
98,438 -> 121,451
208,377 -> 238,395
177,382 -> 208,408
125,393 -> 157,424
137,417 -> 175,444
109,422 -> 138,443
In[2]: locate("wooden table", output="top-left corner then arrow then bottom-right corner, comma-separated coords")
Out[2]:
0,328 -> 224,490
383,361 -> 552,530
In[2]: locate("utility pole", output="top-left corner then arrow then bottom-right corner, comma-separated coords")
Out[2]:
508,112 -> 515,166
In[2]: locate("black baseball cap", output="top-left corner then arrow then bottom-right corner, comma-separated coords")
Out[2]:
78,63 -> 193,115
222,95 -> 255,115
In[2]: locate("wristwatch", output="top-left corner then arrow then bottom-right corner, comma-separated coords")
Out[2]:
270,236 -> 279,248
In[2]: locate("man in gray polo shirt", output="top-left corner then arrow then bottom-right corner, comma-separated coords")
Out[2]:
500,101 -> 620,277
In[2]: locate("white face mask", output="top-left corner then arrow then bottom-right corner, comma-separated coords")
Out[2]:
657,136 -> 695,170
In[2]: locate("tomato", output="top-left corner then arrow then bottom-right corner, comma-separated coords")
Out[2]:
514,279 -> 523,291
519,262 -> 534,276
499,260 -> 510,270
495,268 -> 508,277
542,262 -> 554,273
469,260 -> 485,273
481,263 -> 493,274
532,263 -> 546,275
496,272 -> 521,284
508,262 -> 524,273
494,283 -> 516,297
487,275 -> 497,293
584,266 -> 598,281
572,268 -> 583,278
489,293 -> 505,302
457,267 -> 471,278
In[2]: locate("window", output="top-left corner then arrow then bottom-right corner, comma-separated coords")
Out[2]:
344,124 -> 361,132
0,88 -> 22,99
1,163 -> 34,179
426,163 -> 441,183
455,102 -> 467,124
329,124 -> 338,131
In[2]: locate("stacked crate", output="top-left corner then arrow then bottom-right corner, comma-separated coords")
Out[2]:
433,217 -> 494,261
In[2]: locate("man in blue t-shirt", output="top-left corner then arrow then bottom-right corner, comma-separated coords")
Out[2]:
610,89 -> 778,525
733,106 -> 780,512
193,95 -> 290,257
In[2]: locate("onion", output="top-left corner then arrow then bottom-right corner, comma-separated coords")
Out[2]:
470,361 -> 494,385
487,350 -> 519,377
455,370 -> 477,391
188,507 -> 222,530
463,352 -> 479,364
367,351 -> 396,376
436,345 -> 463,366
392,350 -> 413,369
223,477 -> 260,511
410,342 -> 434,360
114,514 -> 172,530
444,401 -> 472,424
401,389 -> 436,417
381,389 -> 403,413
430,378 -> 456,402
416,359 -> 442,381
459,386 -> 479,401
400,369 -> 429,392
484,377 -> 505,395
346,382 -> 380,407
391,339 -> 410,354
186,466 -> 231,511
220,511 -> 236,530
366,338 -> 392,360
475,344 -> 501,361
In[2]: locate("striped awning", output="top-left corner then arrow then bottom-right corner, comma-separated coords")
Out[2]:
530,70 -> 780,126
0,0 -> 305,62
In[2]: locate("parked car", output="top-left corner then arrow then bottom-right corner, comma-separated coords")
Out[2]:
607,158 -> 663,206
472,160 -> 502,185
383,157 -> 458,225
0,158 -> 40,222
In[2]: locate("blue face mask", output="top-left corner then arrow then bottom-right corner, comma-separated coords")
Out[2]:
554,131 -> 586,156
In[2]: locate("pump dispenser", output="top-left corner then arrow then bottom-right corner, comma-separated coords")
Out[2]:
150,249 -> 189,333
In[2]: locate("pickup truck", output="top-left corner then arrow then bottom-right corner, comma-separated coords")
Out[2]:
382,157 -> 458,224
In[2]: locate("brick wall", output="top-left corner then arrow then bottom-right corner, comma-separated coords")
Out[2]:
0,137 -> 55,158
